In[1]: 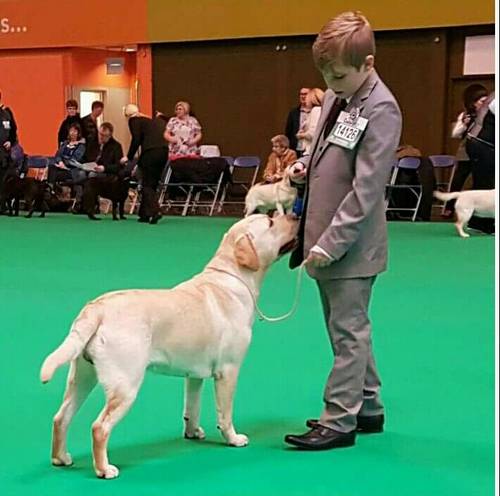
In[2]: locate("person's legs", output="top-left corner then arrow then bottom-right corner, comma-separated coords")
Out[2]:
139,148 -> 167,222
317,277 -> 379,433
444,161 -> 472,213
416,157 -> 436,221
71,169 -> 88,210
467,140 -> 495,233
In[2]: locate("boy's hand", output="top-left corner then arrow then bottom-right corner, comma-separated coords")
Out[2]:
305,250 -> 332,268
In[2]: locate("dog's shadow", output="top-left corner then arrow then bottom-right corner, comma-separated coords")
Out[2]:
70,418 -> 297,476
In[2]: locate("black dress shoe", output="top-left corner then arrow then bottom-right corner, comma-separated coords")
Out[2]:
137,217 -> 150,223
306,414 -> 384,433
284,425 -> 355,450
87,214 -> 101,221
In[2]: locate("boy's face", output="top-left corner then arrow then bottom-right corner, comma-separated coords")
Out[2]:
321,56 -> 374,99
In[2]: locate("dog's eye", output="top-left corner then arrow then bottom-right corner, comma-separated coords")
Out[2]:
268,218 -> 274,228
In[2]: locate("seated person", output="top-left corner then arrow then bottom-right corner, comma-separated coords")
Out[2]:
83,122 -> 128,218
262,134 -> 297,183
47,124 -> 87,208
164,101 -> 202,160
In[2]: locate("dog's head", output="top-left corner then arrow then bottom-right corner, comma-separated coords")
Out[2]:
225,214 -> 299,272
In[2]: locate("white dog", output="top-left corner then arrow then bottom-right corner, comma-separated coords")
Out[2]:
434,189 -> 495,238
40,214 -> 298,479
244,163 -> 303,216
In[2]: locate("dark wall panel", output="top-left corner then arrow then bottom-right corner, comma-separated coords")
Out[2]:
153,25 -> 494,167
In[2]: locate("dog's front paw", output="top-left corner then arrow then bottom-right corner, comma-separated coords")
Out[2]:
95,464 -> 120,479
228,434 -> 249,447
52,452 -> 73,466
184,426 -> 206,440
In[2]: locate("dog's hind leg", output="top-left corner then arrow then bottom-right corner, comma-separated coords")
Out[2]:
51,357 -> 97,467
183,378 -> 205,440
91,352 -> 147,479
112,202 -> 119,221
214,365 -> 248,447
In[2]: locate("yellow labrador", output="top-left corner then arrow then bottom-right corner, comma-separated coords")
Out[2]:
434,189 -> 495,238
40,214 -> 298,479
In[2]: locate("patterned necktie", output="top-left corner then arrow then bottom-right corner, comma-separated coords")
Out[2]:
323,98 -> 348,139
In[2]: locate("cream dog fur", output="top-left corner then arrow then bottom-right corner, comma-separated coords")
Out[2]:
434,189 -> 495,238
40,214 -> 298,479
244,164 -> 302,216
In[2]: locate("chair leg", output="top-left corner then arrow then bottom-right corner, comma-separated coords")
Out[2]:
182,187 -> 193,216
412,187 -> 423,222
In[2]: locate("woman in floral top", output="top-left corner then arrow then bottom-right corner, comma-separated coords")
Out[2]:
164,101 -> 202,158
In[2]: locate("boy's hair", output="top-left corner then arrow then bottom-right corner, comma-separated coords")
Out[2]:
66,99 -> 78,109
91,100 -> 104,111
271,134 -> 290,148
312,11 -> 375,70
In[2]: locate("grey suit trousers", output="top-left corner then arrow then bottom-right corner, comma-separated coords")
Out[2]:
317,276 -> 384,433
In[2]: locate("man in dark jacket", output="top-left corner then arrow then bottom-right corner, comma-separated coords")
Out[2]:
124,103 -> 168,224
57,99 -> 82,146
83,122 -> 127,219
284,87 -> 309,156
81,100 -> 104,162
0,90 -> 19,213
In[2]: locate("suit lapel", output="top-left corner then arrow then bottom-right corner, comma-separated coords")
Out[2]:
311,70 -> 380,166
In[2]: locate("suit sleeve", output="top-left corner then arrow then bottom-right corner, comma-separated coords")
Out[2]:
127,119 -> 142,160
315,99 -> 402,261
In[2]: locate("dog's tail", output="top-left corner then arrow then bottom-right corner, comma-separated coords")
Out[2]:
433,190 -> 461,202
40,302 -> 102,383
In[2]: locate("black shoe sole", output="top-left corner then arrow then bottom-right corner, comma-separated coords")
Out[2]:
306,418 -> 384,434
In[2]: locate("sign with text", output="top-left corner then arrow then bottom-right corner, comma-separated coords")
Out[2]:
0,0 -> 147,49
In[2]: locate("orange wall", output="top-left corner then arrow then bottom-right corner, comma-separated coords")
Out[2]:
0,48 -> 144,155
0,49 -> 66,154
136,45 -> 153,115
0,0 -> 147,49
69,49 -> 136,91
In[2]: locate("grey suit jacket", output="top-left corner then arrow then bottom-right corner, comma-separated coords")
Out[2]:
290,70 -> 402,280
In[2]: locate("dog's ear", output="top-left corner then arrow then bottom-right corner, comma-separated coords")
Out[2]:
234,234 -> 260,271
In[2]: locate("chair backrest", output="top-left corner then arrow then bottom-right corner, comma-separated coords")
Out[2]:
428,155 -> 455,168
233,156 -> 260,168
27,155 -> 52,168
220,156 -> 234,168
232,156 -> 261,189
397,156 -> 421,170
199,145 -> 221,158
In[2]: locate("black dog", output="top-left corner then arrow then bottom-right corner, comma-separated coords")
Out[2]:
0,174 -> 53,218
83,175 -> 130,221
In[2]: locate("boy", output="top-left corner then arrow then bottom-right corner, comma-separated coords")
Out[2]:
285,11 -> 402,450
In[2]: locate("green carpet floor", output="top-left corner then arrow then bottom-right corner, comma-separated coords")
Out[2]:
0,214 -> 495,496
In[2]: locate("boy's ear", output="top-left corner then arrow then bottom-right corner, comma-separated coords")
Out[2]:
364,55 -> 375,71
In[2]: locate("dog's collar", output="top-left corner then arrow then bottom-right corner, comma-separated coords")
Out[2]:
205,264 -> 260,301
